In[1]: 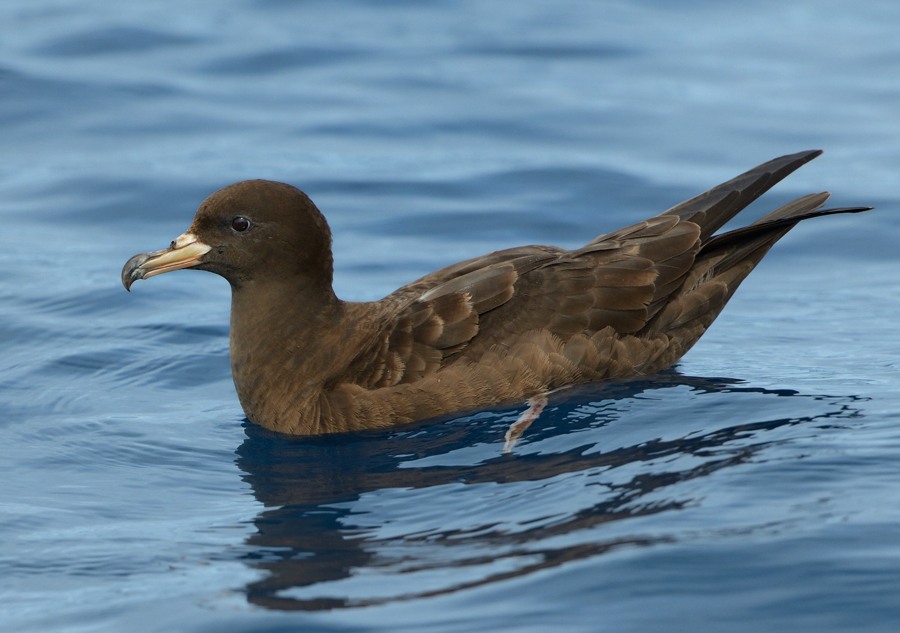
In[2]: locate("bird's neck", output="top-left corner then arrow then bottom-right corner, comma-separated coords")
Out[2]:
228,277 -> 345,431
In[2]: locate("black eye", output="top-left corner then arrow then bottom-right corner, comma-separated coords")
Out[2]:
231,216 -> 252,233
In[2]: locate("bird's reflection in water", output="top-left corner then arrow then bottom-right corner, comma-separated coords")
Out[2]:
233,372 -> 864,611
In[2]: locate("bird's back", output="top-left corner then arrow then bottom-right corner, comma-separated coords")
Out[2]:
312,151 -> 867,433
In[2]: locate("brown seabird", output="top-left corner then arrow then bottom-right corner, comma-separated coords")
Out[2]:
122,150 -> 869,435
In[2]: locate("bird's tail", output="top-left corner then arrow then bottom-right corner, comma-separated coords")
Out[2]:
644,194 -> 871,347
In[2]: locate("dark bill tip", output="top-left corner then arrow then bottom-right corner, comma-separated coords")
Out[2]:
121,233 -> 212,292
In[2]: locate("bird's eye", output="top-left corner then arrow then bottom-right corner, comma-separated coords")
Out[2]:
231,216 -> 252,233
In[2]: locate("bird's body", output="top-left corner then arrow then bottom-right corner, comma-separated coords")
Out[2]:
122,150 -> 869,435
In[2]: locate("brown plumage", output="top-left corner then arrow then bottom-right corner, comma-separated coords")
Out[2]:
122,150 -> 869,435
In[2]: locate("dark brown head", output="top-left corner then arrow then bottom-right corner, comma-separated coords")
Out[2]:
122,180 -> 334,293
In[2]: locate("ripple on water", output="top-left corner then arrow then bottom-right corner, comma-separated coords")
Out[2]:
224,375 -> 874,611
31,26 -> 196,57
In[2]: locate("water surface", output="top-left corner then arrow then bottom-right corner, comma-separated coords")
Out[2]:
2,1 -> 900,631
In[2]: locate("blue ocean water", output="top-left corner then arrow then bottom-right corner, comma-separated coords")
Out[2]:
2,1 -> 900,631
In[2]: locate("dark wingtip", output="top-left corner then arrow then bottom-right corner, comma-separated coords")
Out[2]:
817,205 -> 874,215
772,148 -> 823,170
770,149 -> 822,166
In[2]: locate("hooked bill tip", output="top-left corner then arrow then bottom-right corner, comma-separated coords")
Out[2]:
121,252 -> 150,291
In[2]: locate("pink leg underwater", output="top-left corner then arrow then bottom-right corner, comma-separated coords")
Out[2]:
503,394 -> 549,454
